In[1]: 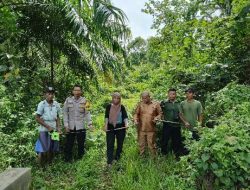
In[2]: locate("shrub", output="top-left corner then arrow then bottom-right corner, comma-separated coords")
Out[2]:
182,84 -> 250,190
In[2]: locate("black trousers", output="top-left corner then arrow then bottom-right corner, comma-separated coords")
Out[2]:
106,124 -> 126,164
65,128 -> 86,161
161,124 -> 183,156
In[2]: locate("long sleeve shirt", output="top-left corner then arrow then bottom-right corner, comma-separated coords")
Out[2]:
134,101 -> 162,132
63,96 -> 92,130
105,104 -> 128,127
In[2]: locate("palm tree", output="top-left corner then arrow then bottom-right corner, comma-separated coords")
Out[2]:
1,0 -> 131,85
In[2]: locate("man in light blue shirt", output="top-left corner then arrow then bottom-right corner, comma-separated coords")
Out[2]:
35,87 -> 61,166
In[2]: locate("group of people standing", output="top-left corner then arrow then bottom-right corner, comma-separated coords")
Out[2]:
133,88 -> 203,160
34,85 -> 203,167
35,85 -> 92,166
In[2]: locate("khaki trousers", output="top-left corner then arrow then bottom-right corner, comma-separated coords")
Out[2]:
138,131 -> 157,155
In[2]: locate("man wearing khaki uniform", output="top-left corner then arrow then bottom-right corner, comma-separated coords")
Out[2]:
134,92 -> 162,156
64,85 -> 93,162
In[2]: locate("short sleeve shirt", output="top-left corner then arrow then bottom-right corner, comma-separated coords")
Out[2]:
179,99 -> 203,128
36,100 -> 61,131
63,96 -> 92,130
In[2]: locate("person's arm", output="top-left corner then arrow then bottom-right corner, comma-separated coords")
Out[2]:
198,114 -> 203,123
160,101 -> 165,119
83,100 -> 92,130
179,113 -> 190,127
197,102 -> 203,127
56,103 -> 62,133
82,99 -> 93,129
104,105 -> 110,131
35,102 -> 53,131
133,103 -> 140,125
179,103 -> 190,128
85,110 -> 93,129
35,114 -> 53,131
56,117 -> 61,133
153,103 -> 163,122
63,99 -> 70,132
122,105 -> 129,128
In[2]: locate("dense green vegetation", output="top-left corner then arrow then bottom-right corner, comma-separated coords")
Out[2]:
0,0 -> 249,189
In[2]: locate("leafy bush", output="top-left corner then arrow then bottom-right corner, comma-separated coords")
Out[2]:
0,127 -> 37,171
205,82 -> 250,122
0,84 -> 38,171
181,84 -> 250,190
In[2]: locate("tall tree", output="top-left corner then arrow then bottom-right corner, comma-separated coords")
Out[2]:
0,0 -> 131,85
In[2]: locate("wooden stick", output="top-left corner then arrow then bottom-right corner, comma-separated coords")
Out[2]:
106,126 -> 129,132
155,119 -> 181,125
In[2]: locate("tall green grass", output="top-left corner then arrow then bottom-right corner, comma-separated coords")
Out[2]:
105,128 -> 193,190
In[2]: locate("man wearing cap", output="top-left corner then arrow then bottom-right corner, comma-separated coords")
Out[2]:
160,88 -> 183,158
35,87 -> 61,166
134,91 -> 162,156
63,84 -> 93,162
179,88 -> 203,140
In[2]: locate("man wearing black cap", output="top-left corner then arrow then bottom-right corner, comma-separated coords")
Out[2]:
35,87 -> 61,166
179,88 -> 203,140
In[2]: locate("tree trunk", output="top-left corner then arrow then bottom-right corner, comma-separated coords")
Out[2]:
50,42 -> 54,86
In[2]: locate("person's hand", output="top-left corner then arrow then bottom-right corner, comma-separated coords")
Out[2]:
64,127 -> 70,133
125,125 -> 128,131
153,117 -> 158,123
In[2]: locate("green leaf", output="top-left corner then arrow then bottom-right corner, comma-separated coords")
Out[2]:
225,136 -> 237,145
202,163 -> 208,170
201,154 -> 210,162
214,170 -> 223,177
211,162 -> 218,170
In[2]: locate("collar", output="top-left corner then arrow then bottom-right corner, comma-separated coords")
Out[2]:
44,99 -> 56,106
73,96 -> 83,102
186,99 -> 194,103
142,100 -> 153,105
167,99 -> 176,103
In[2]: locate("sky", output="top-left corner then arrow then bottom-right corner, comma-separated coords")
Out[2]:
111,0 -> 156,39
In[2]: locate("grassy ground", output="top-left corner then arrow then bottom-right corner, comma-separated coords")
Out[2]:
31,94 -> 192,190
31,126 -> 192,190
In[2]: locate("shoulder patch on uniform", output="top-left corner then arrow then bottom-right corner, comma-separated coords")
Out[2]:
80,99 -> 86,104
